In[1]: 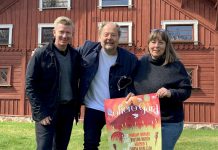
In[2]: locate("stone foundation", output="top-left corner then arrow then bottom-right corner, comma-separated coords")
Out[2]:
0,116 -> 33,123
1,116 -> 218,129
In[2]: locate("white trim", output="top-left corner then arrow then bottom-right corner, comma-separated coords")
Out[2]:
185,64 -> 199,88
161,20 -> 199,45
98,22 -> 133,46
38,23 -> 54,46
99,0 -> 102,9
128,0 -> 132,8
39,0 -> 42,11
0,24 -> 13,47
98,0 -> 132,9
39,0 -> 71,11
68,0 -> 71,10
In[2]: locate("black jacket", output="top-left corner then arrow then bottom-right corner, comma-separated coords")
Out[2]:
26,43 -> 81,122
77,40 -> 138,103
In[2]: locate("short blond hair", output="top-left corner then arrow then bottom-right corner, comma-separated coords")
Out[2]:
54,16 -> 73,27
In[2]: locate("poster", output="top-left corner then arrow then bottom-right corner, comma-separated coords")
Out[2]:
104,93 -> 162,150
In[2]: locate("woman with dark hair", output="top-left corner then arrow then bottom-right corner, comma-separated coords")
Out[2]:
133,29 -> 192,150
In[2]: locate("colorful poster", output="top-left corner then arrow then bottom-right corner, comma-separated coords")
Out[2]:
104,93 -> 162,150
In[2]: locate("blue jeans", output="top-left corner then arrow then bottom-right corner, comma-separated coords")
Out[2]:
161,121 -> 184,150
83,107 -> 106,150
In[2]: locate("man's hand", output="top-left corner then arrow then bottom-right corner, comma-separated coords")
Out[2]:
40,116 -> 52,125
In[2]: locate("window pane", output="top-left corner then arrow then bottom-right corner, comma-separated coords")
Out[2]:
166,25 -> 193,41
41,27 -> 54,44
0,28 -> 9,44
42,0 -> 68,8
119,26 -> 128,43
0,68 -> 8,85
102,0 -> 128,6
186,68 -> 193,85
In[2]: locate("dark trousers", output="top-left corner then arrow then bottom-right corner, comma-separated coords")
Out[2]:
83,107 -> 106,150
35,102 -> 76,150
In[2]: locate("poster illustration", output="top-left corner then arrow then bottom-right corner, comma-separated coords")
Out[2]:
104,93 -> 162,150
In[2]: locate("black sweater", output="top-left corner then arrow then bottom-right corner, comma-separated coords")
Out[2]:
134,55 -> 192,123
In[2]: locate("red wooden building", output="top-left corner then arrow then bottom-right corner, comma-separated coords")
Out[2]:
0,0 -> 218,124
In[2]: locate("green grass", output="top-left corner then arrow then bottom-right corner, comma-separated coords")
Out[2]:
175,128 -> 218,150
0,122 -> 35,150
0,122 -> 218,150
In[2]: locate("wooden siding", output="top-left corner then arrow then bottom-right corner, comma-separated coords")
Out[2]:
0,51 -> 23,94
0,0 -> 217,49
176,47 -> 215,123
0,99 -> 20,115
0,49 -> 27,116
0,0 -> 218,124
214,46 -> 218,123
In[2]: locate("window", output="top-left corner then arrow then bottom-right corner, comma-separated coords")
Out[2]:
119,26 -> 129,44
98,0 -> 132,9
39,0 -> 71,11
0,24 -> 13,47
161,20 -> 198,45
0,66 -> 12,86
98,22 -> 133,46
38,23 -> 54,46
186,65 -> 199,89
166,25 -> 193,41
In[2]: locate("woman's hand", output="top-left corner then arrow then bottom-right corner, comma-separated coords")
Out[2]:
125,92 -> 135,101
121,92 -> 135,107
156,87 -> 171,98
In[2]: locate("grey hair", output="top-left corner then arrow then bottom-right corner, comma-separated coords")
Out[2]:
98,22 -> 121,37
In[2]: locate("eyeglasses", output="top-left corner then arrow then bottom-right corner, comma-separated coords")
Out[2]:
117,76 -> 132,91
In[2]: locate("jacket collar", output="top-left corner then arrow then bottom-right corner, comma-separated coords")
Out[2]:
46,42 -> 71,57
95,43 -> 123,66
114,47 -> 123,66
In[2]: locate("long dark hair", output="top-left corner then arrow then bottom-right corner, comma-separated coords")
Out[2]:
148,29 -> 179,65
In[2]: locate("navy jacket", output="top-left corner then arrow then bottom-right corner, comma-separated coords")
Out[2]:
77,40 -> 138,103
26,43 -> 81,122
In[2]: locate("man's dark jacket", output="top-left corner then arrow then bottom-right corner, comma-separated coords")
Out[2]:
77,40 -> 138,103
26,43 -> 81,122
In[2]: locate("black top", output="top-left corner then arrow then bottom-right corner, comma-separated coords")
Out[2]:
134,55 -> 192,123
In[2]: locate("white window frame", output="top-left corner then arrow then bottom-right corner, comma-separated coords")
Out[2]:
98,22 -> 133,46
38,23 -> 54,46
161,20 -> 198,45
39,0 -> 71,11
186,65 -> 199,89
0,65 -> 12,87
0,24 -> 13,47
98,0 -> 132,9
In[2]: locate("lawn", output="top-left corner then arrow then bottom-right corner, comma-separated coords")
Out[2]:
0,121 -> 218,150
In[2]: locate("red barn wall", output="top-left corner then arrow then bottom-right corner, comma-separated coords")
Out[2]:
0,0 -> 218,124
